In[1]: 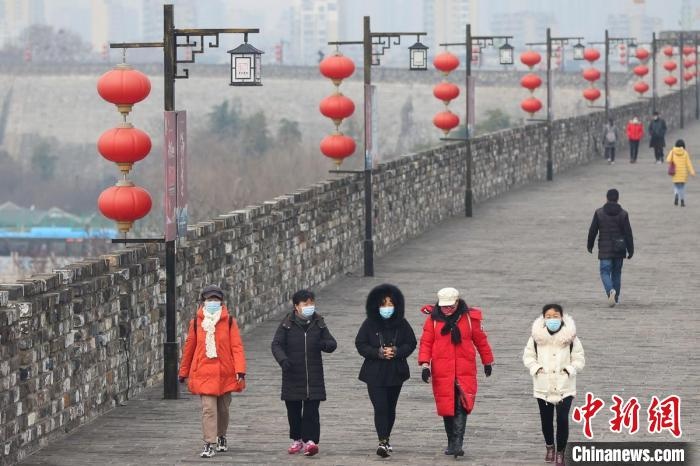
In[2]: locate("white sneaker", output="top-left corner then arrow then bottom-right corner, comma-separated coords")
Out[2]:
608,289 -> 617,307
200,443 -> 215,458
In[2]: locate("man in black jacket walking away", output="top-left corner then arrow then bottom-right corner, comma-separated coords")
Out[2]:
587,189 -> 634,307
648,111 -> 667,164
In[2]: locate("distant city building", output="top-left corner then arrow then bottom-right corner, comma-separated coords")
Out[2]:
491,10 -> 556,47
0,0 -> 45,45
607,13 -> 662,44
423,0 -> 475,52
281,0 -> 339,66
142,0 -> 196,42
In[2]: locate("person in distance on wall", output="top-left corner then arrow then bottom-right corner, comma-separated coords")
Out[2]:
626,116 -> 644,163
418,287 -> 494,459
648,111 -> 668,164
603,119 -> 618,165
178,285 -> 247,458
355,283 -> 417,458
271,289 -> 337,457
523,304 -> 585,466
666,139 -> 696,207
587,189 -> 634,307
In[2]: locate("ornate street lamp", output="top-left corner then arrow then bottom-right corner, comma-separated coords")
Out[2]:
408,38 -> 429,70
628,40 -> 638,59
573,41 -> 585,60
499,40 -> 514,65
228,34 -> 264,86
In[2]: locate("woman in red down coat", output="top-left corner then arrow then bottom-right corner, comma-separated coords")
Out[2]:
418,287 -> 494,459
626,116 -> 644,163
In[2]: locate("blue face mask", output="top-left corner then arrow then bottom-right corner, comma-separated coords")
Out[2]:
379,306 -> 395,319
204,301 -> 222,314
301,306 -> 315,318
545,318 -> 562,332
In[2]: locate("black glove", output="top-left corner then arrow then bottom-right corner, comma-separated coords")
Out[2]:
178,376 -> 186,383
627,253 -> 633,259
587,247 -> 593,254
484,365 -> 492,377
280,359 -> 293,372
236,373 -> 245,381
421,367 -> 431,383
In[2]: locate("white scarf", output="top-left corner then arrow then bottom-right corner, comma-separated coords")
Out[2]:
201,309 -> 222,358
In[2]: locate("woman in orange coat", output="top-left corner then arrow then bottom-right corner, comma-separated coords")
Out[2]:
179,285 -> 246,458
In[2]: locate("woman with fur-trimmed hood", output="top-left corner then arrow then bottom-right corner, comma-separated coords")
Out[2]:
355,284 -> 417,458
523,304 -> 585,466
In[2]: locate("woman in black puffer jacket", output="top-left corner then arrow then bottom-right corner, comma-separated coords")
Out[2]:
355,283 -> 417,458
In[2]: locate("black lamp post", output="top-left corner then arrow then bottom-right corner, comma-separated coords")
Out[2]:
588,30 -> 637,122
109,3 -> 260,400
328,16 -> 427,277
438,24 -> 514,217
526,28 -> 585,181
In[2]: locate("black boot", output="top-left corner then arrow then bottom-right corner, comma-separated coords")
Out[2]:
675,194 -> 679,205
443,417 -> 455,455
453,407 -> 467,458
681,199 -> 685,207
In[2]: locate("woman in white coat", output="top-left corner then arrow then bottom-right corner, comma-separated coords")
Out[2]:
523,304 -> 585,466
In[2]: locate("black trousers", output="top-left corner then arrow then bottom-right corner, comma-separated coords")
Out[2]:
537,396 -> 573,451
605,146 -> 616,161
367,384 -> 402,440
285,400 -> 321,443
629,140 -> 640,161
653,144 -> 665,161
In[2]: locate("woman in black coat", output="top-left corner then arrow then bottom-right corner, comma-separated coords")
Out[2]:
271,289 -> 337,457
355,283 -> 417,458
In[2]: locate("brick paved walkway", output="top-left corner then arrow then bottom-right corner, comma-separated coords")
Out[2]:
20,122 -> 700,465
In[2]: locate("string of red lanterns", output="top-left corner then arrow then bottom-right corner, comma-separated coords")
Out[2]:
432,51 -> 461,135
632,47 -> 650,96
519,50 -> 543,116
96,62 -> 153,235
581,48 -> 601,104
318,52 -> 356,166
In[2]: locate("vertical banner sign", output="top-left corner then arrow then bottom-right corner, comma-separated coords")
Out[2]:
176,112 -> 188,238
164,111 -> 177,241
164,111 -> 188,241
467,76 -> 476,133
549,72 -> 555,120
364,83 -> 373,169
371,85 -> 378,166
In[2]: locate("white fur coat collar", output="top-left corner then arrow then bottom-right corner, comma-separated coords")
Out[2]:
531,314 -> 577,346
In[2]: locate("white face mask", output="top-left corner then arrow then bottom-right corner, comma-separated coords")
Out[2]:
204,301 -> 222,314
301,306 -> 315,318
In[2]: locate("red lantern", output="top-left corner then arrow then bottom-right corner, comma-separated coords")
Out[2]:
583,48 -> 601,63
633,65 -> 649,78
683,45 -> 694,56
582,67 -> 601,82
633,81 -> 649,95
684,59 -> 695,69
684,71 -> 694,82
520,97 -> 542,115
664,61 -> 677,72
664,75 -> 678,87
97,123 -> 152,174
520,50 -> 542,68
663,46 -> 674,57
635,47 -> 650,62
433,82 -> 460,104
319,94 -> 355,126
97,64 -> 151,116
432,111 -> 460,135
98,181 -> 152,234
320,133 -> 356,165
582,88 -> 601,102
433,52 -> 460,74
520,73 -> 542,92
319,53 -> 355,86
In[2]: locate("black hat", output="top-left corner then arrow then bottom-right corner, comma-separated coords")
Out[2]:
200,284 -> 224,301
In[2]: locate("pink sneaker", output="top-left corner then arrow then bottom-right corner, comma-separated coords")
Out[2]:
303,440 -> 319,456
288,439 -> 304,454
